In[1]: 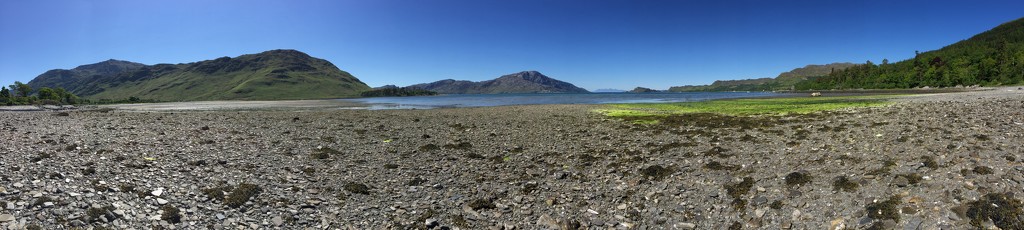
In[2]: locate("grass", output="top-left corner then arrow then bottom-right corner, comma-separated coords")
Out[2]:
596,95 -> 896,119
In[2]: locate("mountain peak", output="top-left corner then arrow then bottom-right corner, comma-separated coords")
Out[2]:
409,71 -> 588,94
28,49 -> 370,101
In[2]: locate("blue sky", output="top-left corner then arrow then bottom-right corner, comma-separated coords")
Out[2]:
1,0 -> 1022,90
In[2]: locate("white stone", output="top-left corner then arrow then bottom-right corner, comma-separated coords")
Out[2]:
69,192 -> 81,197
755,207 -> 768,218
43,202 -> 54,207
0,214 -> 14,222
587,209 -> 599,215
151,188 -> 164,197
616,204 -> 627,210
677,222 -> 696,229
11,183 -> 23,188
156,198 -> 168,205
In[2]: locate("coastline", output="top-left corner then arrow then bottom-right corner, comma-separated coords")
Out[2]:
0,87 -> 1022,229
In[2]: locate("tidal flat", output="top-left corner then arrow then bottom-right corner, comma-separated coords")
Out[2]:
1,88 -> 1023,229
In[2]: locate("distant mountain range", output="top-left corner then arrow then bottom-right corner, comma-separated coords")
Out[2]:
668,62 -> 856,92
629,87 -> 659,93
593,88 -> 626,93
28,49 -> 370,101
408,71 -> 589,94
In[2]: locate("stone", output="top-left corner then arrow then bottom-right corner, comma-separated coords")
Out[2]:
893,176 -> 909,187
156,198 -> 168,205
587,209 -> 599,215
152,188 -> 164,197
830,217 -> 845,230
43,202 -> 54,207
0,214 -> 14,222
216,214 -> 225,220
616,204 -> 628,210
755,207 -> 768,218
677,222 -> 696,229
271,216 -> 284,226
781,220 -> 792,229
12,183 -> 23,188
536,214 -> 559,229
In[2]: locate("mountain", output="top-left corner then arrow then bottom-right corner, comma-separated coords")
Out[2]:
797,17 -> 1024,89
668,63 -> 856,92
629,87 -> 659,93
593,88 -> 626,93
408,71 -> 589,94
27,49 -> 370,101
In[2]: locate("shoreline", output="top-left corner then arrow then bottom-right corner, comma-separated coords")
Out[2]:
1,87 -> 1023,228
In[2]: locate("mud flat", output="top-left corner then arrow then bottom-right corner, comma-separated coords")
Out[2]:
1,87 -> 1023,229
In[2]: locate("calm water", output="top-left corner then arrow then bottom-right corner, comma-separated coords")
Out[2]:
340,92 -> 783,109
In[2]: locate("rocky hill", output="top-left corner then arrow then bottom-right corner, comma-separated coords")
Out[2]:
668,63 -> 855,92
27,49 -> 370,101
409,71 -> 589,94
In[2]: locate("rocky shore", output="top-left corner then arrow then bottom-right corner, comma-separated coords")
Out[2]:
1,88 -> 1023,229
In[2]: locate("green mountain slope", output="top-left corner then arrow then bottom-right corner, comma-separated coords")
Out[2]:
28,50 -> 370,101
797,17 -> 1024,89
668,63 -> 855,92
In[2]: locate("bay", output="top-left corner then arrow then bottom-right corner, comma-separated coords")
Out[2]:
341,92 -> 785,110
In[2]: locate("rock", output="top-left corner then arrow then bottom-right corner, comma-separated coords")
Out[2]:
12,183 -> 23,188
216,214 -> 225,220
616,204 -> 627,210
893,176 -> 909,187
677,222 -> 696,229
755,207 -> 768,218
0,186 -> 6,193
587,209 -> 599,215
43,202 -> 54,207
271,216 -> 284,226
151,188 -> 164,197
536,214 -> 559,229
0,214 -> 14,222
156,198 -> 168,205
425,218 -> 439,228
830,217 -> 845,230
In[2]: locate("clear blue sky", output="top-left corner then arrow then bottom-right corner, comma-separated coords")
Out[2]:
1,0 -> 1022,90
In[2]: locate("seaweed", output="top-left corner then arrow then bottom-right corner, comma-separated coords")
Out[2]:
832,176 -> 859,192
467,198 -> 496,210
418,144 -> 440,151
973,166 -> 994,175
344,182 -> 371,195
640,165 -> 675,181
866,195 -> 902,222
224,183 -> 261,208
785,171 -> 813,187
160,205 -> 182,223
725,177 -> 755,199
966,193 -> 1024,229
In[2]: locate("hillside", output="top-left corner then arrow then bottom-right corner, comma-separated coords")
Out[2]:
797,17 -> 1024,89
668,63 -> 855,92
409,71 -> 589,94
27,50 -> 370,101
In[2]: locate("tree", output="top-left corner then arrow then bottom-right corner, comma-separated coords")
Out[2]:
0,86 -> 9,99
11,81 -> 31,97
37,87 -> 59,101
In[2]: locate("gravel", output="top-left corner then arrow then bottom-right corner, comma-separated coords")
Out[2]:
0,87 -> 1023,229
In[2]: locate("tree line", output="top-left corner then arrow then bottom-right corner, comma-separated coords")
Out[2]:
796,18 -> 1024,90
1,81 -> 80,105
